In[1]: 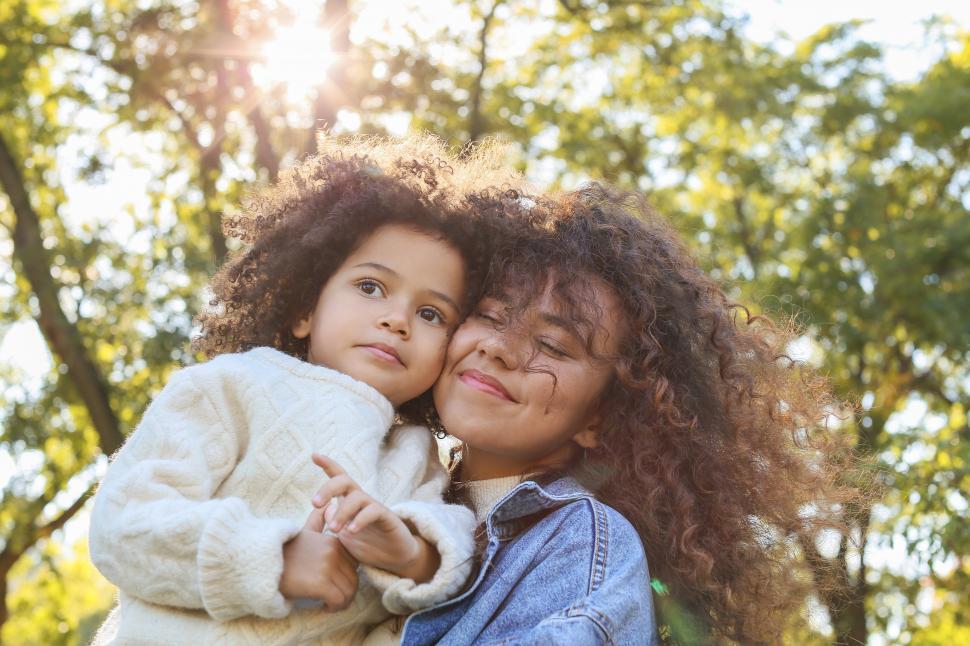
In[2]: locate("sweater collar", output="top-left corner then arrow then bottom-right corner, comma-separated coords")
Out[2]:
247,346 -> 395,423
462,475 -> 530,524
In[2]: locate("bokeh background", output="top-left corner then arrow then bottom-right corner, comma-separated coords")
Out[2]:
1,1 -> 968,644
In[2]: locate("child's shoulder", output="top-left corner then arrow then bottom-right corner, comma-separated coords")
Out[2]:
173,348 -> 276,385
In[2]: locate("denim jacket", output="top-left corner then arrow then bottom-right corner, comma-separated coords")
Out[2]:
400,477 -> 659,645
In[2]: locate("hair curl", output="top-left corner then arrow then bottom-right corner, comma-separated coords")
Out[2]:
194,134 -> 528,423
476,182 -> 869,644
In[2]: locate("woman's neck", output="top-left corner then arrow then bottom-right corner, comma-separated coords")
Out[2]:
459,445 -> 573,482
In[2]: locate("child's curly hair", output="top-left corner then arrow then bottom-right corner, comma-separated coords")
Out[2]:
194,134 -> 527,423
483,183 -> 869,644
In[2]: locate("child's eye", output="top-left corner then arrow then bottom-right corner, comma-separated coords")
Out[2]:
356,280 -> 385,297
418,307 -> 445,325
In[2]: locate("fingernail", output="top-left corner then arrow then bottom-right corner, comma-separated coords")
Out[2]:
348,523 -> 358,533
325,500 -> 340,530
312,495 -> 322,506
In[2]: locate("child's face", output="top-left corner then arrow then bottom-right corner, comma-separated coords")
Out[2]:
293,225 -> 465,406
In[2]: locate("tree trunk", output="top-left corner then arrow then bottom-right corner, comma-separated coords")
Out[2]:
0,134 -> 123,455
304,0 -> 350,156
832,588 -> 868,646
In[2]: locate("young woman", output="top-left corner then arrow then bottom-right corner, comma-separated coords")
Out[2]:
387,183 -> 859,645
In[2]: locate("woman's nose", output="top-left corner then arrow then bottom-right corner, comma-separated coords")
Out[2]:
477,332 -> 520,370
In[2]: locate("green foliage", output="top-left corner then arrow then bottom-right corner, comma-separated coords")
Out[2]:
3,541 -> 114,645
1,1 -> 967,644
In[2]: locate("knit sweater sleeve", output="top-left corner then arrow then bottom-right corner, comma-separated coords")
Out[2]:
88,364 -> 302,622
362,427 -> 475,614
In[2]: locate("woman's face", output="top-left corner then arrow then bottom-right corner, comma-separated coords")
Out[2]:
433,278 -> 623,479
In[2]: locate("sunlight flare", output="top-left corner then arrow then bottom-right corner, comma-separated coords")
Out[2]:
256,3 -> 333,101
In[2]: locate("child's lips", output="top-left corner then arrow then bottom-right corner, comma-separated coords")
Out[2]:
358,343 -> 404,366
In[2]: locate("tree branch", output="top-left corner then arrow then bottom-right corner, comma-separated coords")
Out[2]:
467,0 -> 503,146
34,484 -> 97,543
46,41 -> 204,150
732,194 -> 760,279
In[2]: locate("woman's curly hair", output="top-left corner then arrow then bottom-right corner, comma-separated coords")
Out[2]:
193,134 -> 527,423
480,182 -> 869,644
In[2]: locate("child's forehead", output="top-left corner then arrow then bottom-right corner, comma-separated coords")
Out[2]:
353,223 -> 454,249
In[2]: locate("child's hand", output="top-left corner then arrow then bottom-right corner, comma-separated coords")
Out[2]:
279,513 -> 359,609
309,453 -> 440,583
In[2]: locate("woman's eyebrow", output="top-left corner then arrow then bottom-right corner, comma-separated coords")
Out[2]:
352,261 -> 459,312
539,312 -> 583,341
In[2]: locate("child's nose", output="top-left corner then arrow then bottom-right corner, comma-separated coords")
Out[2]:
379,309 -> 410,338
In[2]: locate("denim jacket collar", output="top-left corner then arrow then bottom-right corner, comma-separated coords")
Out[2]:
486,477 -> 593,540
401,474 -> 659,645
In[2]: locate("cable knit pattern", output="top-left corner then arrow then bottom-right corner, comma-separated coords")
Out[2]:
89,347 -> 475,645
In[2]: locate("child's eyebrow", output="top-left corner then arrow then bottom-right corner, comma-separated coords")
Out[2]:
352,262 -> 460,313
352,261 -> 397,275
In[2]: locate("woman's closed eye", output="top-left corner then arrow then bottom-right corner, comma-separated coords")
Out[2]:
356,279 -> 385,298
538,338 -> 570,359
476,309 -> 501,325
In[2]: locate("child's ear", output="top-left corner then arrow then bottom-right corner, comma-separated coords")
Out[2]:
292,317 -> 311,339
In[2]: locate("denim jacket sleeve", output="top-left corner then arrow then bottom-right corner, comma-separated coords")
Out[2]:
484,500 -> 658,646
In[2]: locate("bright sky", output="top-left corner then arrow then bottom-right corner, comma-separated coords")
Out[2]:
732,0 -> 969,80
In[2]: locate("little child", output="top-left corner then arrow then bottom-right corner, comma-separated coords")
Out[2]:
89,136 -> 508,644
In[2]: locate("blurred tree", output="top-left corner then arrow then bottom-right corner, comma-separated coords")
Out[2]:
1,0 -> 967,644
3,540 -> 114,645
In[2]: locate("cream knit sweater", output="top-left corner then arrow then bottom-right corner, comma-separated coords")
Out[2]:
89,347 -> 475,645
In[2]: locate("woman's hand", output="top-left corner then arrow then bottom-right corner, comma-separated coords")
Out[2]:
279,512 -> 359,609
309,453 -> 440,583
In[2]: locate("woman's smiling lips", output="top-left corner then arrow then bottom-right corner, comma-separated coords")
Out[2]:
459,369 -> 516,402
358,343 -> 404,366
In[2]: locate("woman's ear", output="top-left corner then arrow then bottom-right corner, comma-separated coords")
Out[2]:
573,429 -> 599,449
292,317 -> 311,339
573,414 -> 601,449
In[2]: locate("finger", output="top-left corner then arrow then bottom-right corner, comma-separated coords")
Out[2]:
332,535 -> 360,569
311,453 -> 348,479
323,558 -> 357,598
320,562 -> 358,610
344,502 -> 387,534
319,578 -> 352,611
304,507 -> 327,533
312,474 -> 359,508
327,490 -> 372,532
